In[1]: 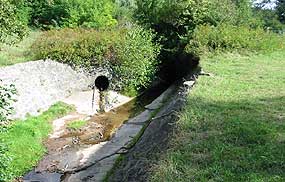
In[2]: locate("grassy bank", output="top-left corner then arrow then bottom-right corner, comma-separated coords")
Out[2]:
151,51 -> 285,181
0,31 -> 40,67
0,102 -> 74,180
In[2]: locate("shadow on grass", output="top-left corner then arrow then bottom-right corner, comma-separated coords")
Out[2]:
104,94 -> 285,181
147,95 -> 285,181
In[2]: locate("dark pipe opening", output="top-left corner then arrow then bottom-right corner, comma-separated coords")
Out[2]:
95,76 -> 109,91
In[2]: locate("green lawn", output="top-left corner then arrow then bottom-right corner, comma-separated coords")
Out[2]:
0,102 -> 74,181
151,51 -> 285,181
0,30 -> 41,67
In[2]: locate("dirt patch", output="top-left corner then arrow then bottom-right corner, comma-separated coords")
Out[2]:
34,99 -> 138,174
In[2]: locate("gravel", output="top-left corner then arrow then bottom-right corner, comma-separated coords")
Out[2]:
0,60 -> 94,119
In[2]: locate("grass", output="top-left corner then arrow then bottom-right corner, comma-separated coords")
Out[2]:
151,51 -> 285,181
67,120 -> 87,130
0,102 -> 74,180
0,30 -> 41,67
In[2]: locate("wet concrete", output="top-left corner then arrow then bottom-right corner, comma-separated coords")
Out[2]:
63,85 -> 176,182
23,84 -> 171,182
108,74 -> 199,181
62,90 -> 131,116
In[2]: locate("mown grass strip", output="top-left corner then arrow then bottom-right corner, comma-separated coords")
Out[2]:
0,102 -> 74,180
151,51 -> 285,181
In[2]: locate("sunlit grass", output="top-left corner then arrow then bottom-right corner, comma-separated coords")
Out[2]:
0,102 -> 74,180
0,30 -> 41,67
151,51 -> 285,181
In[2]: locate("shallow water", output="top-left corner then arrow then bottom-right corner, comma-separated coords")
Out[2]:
87,84 -> 169,144
23,84 -> 169,182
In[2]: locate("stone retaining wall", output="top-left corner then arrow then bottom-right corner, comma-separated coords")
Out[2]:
0,60 -> 93,119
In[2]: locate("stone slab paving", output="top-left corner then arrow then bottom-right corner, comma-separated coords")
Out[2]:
23,83 -> 176,182
64,85 -> 176,182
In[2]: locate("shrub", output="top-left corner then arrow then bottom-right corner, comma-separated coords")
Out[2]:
63,0 -> 117,28
0,81 -> 17,126
32,28 -> 119,67
113,26 -> 161,94
32,26 -> 160,95
0,0 -> 27,44
0,81 -> 16,182
113,0 -> 135,25
134,0 -> 258,51
15,0 -> 117,29
0,141 -> 12,182
186,23 -> 285,55
134,0 -> 261,75
135,0 -> 211,51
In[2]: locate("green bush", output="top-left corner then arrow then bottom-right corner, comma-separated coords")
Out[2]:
62,0 -> 117,28
113,26 -> 161,94
134,0 -> 259,51
32,26 -> 160,95
113,0 -> 135,25
0,81 -> 17,125
0,81 -> 16,182
22,0 -> 69,28
15,0 -> 117,29
0,141 -> 12,182
0,0 -> 27,44
135,0 -> 211,50
186,23 -> 285,55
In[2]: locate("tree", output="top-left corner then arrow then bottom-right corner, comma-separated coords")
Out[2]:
135,0 -> 213,51
0,0 -> 26,44
276,0 -> 285,23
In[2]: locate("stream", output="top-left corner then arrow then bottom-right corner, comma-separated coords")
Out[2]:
23,83 -> 169,182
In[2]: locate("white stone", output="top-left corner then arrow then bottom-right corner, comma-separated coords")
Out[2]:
0,60 -> 94,119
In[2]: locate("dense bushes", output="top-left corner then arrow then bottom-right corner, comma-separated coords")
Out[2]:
113,27 -> 161,94
186,23 -> 285,55
58,0 -> 117,28
134,0 -> 284,55
134,0 -> 283,57
0,81 -> 16,181
133,0 -> 273,79
135,0 -> 211,51
134,0 -> 259,50
0,81 -> 16,126
13,0 -> 117,29
0,0 -> 27,44
276,0 -> 285,23
32,26 -> 160,95
0,141 -> 12,182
